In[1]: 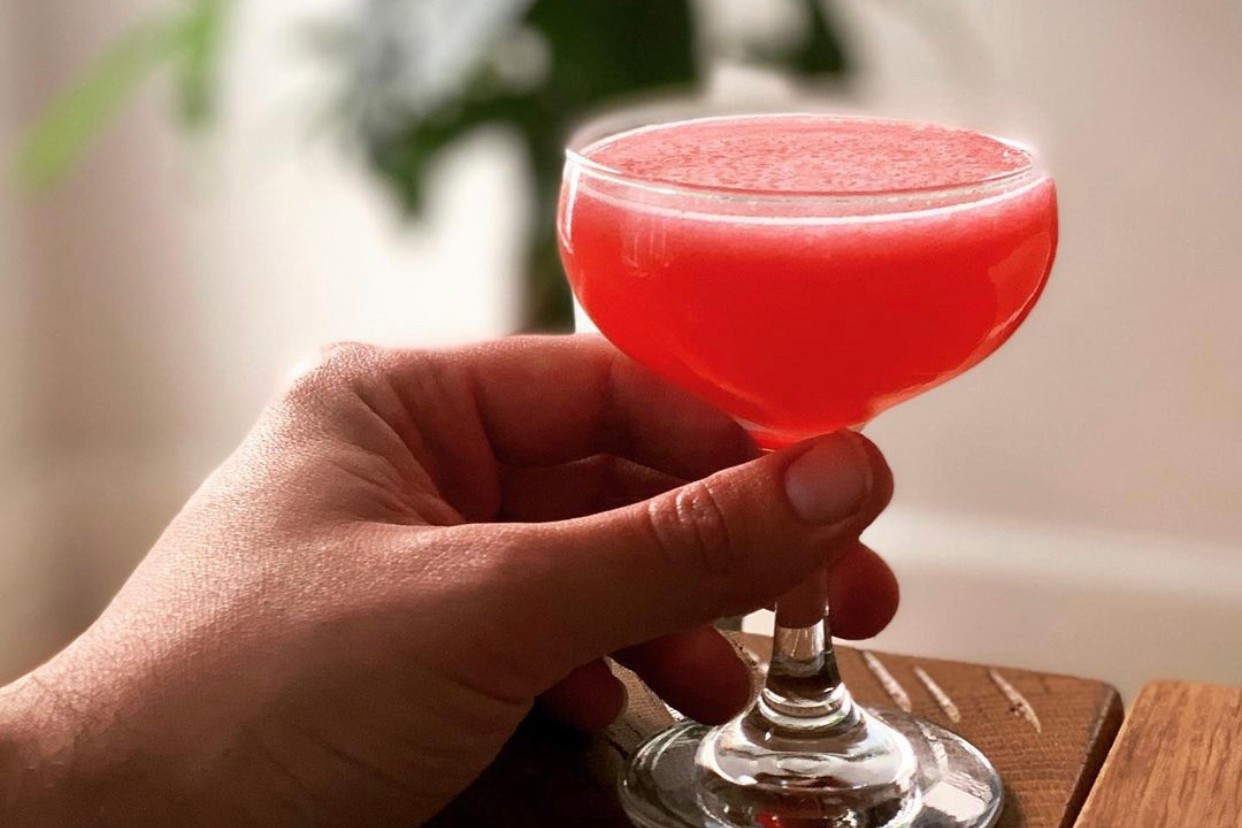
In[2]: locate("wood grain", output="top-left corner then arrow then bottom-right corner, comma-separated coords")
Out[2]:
430,634 -> 1123,827
825,644 -> 1123,828
1074,681 -> 1242,828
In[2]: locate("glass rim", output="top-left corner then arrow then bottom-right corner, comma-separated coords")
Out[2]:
564,112 -> 1046,206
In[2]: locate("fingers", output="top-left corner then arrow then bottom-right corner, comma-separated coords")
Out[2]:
282,337 -> 759,524
498,456 -> 682,522
537,544 -> 898,734
490,430 -> 892,664
448,336 -> 759,479
614,627 -> 752,725
771,540 -> 899,635
774,568 -> 829,629
272,337 -> 758,521
828,541 -> 900,640
537,659 -> 627,734
539,629 -> 755,733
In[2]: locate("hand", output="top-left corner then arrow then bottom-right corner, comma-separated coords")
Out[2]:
0,336 -> 897,827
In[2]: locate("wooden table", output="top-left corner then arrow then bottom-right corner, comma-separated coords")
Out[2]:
429,634 -> 1240,826
1075,681 -> 1242,827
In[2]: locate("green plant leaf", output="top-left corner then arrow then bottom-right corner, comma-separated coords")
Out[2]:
173,0 -> 229,128
12,14 -> 184,191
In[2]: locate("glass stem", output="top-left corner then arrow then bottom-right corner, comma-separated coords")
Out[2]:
756,570 -> 858,731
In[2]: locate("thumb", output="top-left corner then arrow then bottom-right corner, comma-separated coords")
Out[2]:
507,430 -> 891,664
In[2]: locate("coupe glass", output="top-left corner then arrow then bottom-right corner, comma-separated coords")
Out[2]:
557,112 -> 1058,828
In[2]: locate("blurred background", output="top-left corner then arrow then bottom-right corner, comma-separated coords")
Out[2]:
0,0 -> 1238,699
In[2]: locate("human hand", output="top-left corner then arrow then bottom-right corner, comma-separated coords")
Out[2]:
0,336 -> 896,827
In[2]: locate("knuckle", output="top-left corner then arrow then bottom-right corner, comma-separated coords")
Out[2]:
645,480 -> 745,576
319,340 -> 385,369
312,341 -> 389,386
282,341 -> 390,405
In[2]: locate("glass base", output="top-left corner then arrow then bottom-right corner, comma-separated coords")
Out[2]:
618,709 -> 1003,828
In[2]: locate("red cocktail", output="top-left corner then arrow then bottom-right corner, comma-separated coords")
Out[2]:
562,115 -> 1056,447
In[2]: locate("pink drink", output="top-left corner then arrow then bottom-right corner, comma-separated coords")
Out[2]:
559,115 -> 1058,446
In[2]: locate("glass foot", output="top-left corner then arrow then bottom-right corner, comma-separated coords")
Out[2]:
618,709 -> 1003,828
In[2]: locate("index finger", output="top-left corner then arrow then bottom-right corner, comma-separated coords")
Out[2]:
444,335 -> 758,480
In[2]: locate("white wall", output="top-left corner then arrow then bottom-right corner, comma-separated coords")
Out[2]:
838,0 -> 1242,548
0,0 -> 53,679
0,0 -> 23,454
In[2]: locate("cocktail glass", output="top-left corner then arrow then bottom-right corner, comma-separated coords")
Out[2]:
557,113 -> 1058,828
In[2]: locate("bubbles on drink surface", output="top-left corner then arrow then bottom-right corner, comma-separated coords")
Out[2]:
586,114 -> 1033,195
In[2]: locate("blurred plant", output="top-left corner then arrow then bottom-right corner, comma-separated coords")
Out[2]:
14,0 -> 227,192
14,0 -> 851,330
